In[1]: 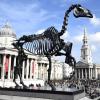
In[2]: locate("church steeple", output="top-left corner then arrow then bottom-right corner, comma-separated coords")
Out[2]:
83,28 -> 88,45
81,28 -> 92,64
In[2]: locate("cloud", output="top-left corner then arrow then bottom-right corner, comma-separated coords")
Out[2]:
0,2 -> 46,21
73,31 -> 100,58
0,1 -> 58,37
0,1 -> 56,26
54,0 -> 87,4
66,0 -> 87,2
72,32 -> 100,63
73,34 -> 83,42
90,14 -> 100,26
73,32 -> 100,43
54,0 -> 88,8
89,32 -> 100,43
91,45 -> 97,52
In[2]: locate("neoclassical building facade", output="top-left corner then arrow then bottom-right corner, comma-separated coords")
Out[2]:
0,23 -> 39,81
75,28 -> 100,80
0,22 -> 71,86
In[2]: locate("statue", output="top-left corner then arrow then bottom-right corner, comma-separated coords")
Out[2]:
12,4 -> 93,90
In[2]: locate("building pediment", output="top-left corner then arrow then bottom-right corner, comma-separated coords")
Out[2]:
76,61 -> 89,68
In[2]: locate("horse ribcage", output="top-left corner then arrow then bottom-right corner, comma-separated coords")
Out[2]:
23,38 -> 56,55
23,27 -> 61,55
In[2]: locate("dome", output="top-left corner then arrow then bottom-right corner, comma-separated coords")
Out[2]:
0,22 -> 16,38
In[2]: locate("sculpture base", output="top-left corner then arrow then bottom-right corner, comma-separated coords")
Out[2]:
0,87 -> 85,100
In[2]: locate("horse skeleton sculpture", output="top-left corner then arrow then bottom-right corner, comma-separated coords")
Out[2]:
12,4 -> 93,90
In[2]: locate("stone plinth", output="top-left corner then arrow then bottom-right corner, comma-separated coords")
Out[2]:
0,88 -> 85,100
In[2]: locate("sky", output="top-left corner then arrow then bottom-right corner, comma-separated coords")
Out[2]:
0,0 -> 100,64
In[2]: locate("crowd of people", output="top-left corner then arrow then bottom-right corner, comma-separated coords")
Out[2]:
48,79 -> 100,99
1,78 -> 99,99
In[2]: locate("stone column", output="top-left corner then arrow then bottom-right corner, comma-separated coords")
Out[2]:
90,68 -> 92,79
85,68 -> 87,79
89,68 -> 90,79
22,61 -> 25,79
2,55 -> 6,80
38,63 -> 41,79
42,63 -> 44,80
75,69 -> 77,79
92,68 -> 95,78
95,68 -> 97,79
82,69 -> 83,79
91,68 -> 92,79
77,69 -> 78,79
44,64 -> 46,80
26,59 -> 29,79
76,69 -> 78,79
8,55 -> 11,79
40,63 -> 42,79
33,59 -> 35,79
90,68 -> 91,79
37,63 -> 40,79
84,68 -> 85,78
43,63 -> 45,80
80,69 -> 81,79
78,69 -> 80,79
33,59 -> 38,79
30,59 -> 33,79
